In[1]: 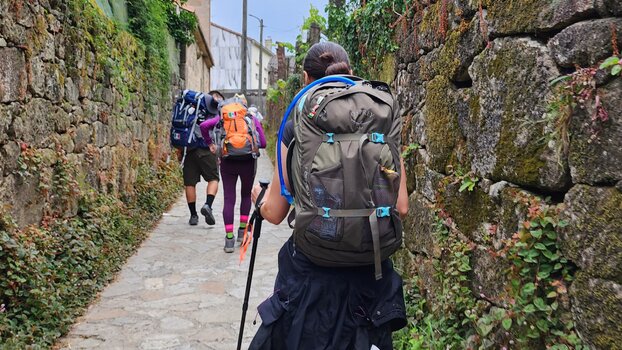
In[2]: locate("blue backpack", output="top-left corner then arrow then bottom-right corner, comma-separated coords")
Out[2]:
170,90 -> 212,151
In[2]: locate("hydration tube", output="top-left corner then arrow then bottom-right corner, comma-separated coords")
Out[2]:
277,76 -> 356,204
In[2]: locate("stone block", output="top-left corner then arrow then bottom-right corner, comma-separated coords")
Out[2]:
469,37 -> 569,191
432,16 -> 486,82
570,273 -> 622,349
414,164 -> 444,202
561,185 -> 622,280
65,77 -> 79,103
487,0 -> 597,36
549,19 -> 622,68
93,121 -> 108,148
1,141 -> 20,176
73,123 -> 92,152
422,76 -> 461,173
12,98 -> 54,148
569,78 -> 622,185
442,181 -> 495,241
470,247 -> 511,304
404,192 -> 442,258
0,47 -> 27,102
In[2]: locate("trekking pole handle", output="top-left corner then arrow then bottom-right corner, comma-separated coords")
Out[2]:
255,180 -> 270,215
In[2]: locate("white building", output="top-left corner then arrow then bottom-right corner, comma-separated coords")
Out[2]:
210,23 -> 274,92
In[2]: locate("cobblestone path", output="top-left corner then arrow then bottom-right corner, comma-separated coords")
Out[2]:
59,151 -> 289,349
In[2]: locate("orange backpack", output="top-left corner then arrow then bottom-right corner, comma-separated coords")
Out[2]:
216,98 -> 260,159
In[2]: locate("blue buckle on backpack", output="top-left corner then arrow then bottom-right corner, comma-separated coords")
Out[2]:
370,133 -> 385,144
376,207 -> 391,218
326,133 -> 335,144
322,207 -> 331,218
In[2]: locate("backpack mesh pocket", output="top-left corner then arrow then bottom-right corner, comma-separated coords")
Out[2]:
308,165 -> 344,241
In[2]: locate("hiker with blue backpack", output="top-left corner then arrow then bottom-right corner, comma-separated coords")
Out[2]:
248,42 -> 409,349
200,94 -> 266,253
170,90 -> 221,226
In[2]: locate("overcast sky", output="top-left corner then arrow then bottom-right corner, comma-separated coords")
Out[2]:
211,0 -> 329,48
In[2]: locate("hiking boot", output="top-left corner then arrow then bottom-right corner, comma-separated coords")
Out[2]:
237,228 -> 246,243
223,236 -> 235,253
189,214 -> 199,226
200,204 -> 215,225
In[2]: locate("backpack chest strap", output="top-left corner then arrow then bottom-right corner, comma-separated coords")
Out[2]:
322,133 -> 387,144
317,207 -> 392,218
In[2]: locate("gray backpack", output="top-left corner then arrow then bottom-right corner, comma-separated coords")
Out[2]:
287,77 -> 403,280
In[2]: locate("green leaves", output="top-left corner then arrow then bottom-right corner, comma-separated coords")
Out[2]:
502,318 -> 513,330
599,56 -> 621,76
600,56 -> 620,69
459,174 -> 479,193
401,143 -> 421,159
522,282 -> 536,296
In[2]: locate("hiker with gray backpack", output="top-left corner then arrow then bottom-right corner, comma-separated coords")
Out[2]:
248,42 -> 409,349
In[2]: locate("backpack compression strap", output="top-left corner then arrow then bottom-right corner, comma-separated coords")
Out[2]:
180,93 -> 204,167
277,76 -> 356,204
316,207 -> 391,280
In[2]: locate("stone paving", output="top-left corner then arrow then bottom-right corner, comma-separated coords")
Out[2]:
58,151 -> 290,349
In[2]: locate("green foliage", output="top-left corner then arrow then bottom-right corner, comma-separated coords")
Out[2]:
401,143 -> 420,159
394,189 -> 587,349
327,0 -> 405,79
0,1 -> 184,346
493,193 -> 586,349
458,173 -> 479,193
302,4 -> 328,32
544,57 -> 617,160
600,55 -> 621,76
162,0 -> 198,45
394,211 -> 479,349
0,158 -> 181,347
16,143 -> 42,179
289,5 -> 330,68
126,0 -> 171,94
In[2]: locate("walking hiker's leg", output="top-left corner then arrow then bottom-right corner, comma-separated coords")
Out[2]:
239,160 -> 255,219
183,150 -> 201,225
186,186 -> 197,204
237,160 -> 256,241
198,149 -> 219,225
220,160 -> 238,240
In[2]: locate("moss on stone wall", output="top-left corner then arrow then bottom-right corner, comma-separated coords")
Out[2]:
0,0 -> 183,346
424,75 -> 461,173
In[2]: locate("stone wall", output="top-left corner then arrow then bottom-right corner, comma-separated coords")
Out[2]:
394,1 -> 621,348
0,0 -> 178,227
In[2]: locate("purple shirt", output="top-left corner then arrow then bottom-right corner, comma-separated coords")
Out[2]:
200,115 -> 267,148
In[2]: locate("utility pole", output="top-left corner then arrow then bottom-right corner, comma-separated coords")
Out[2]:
250,14 -> 264,113
241,0 -> 248,95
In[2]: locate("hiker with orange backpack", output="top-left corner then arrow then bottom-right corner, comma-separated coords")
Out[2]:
200,95 -> 266,253
248,42 -> 409,349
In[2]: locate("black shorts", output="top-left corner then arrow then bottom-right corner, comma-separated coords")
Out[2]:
183,148 -> 219,186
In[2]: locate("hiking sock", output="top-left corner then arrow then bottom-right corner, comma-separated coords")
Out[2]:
225,224 -> 234,239
205,195 -> 215,208
188,202 -> 197,216
239,215 -> 249,229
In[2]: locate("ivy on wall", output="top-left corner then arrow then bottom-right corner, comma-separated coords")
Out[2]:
0,0 -> 190,346
327,0 -> 407,79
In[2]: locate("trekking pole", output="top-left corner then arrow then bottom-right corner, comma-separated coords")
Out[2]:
237,180 -> 270,350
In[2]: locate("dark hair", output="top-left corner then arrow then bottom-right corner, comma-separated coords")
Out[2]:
303,42 -> 351,80
208,90 -> 225,101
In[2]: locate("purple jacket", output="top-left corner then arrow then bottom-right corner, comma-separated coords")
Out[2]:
200,115 -> 267,148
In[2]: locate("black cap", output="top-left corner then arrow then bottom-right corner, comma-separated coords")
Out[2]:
203,94 -> 219,115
